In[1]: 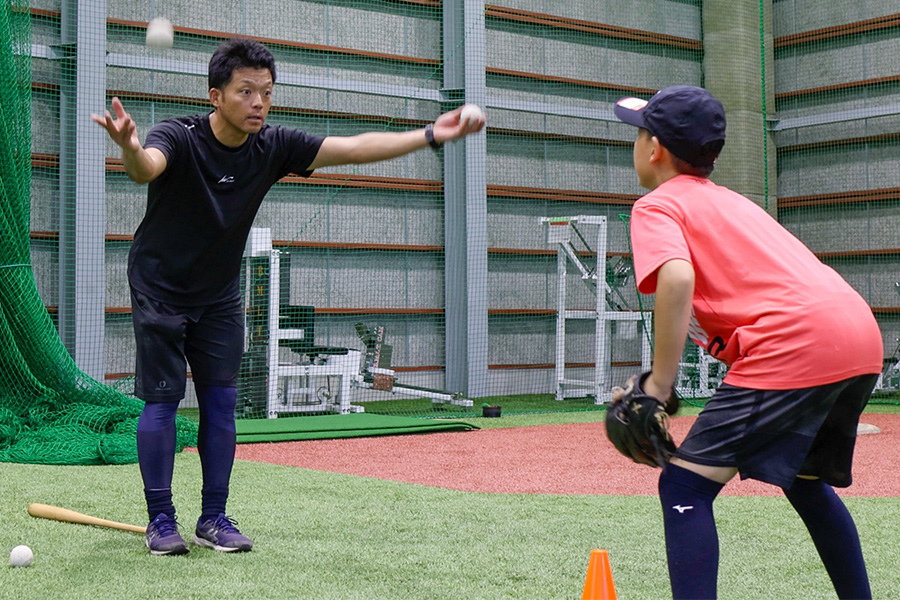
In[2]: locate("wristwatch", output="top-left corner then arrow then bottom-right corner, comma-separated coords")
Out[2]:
424,123 -> 442,150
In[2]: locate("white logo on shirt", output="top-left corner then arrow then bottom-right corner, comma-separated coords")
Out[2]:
184,124 -> 195,130
672,505 -> 694,513
218,175 -> 235,184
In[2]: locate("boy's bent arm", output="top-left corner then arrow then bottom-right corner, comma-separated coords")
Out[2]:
647,259 -> 694,399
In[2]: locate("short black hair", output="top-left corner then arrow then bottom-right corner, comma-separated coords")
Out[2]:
639,128 -> 717,177
208,38 -> 276,90
670,152 -> 717,177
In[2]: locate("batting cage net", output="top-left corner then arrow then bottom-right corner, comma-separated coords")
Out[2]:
1,0 -> 899,463
0,0 -> 197,464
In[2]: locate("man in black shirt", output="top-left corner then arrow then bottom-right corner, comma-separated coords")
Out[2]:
93,38 -> 484,556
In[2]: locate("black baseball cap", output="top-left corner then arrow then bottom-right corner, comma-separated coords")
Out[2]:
614,85 -> 726,167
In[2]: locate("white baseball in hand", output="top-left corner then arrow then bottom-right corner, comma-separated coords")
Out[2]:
459,104 -> 484,127
146,17 -> 174,49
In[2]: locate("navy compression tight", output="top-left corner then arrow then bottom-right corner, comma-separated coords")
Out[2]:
136,385 -> 238,525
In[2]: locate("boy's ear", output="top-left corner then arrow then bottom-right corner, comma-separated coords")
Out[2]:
648,135 -> 664,164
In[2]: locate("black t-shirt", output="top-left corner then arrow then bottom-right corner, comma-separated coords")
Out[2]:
132,114 -> 324,305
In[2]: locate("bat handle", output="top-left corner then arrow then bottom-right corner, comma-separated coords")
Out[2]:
28,503 -> 147,534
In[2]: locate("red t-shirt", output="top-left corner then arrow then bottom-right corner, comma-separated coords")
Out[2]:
631,174 -> 882,389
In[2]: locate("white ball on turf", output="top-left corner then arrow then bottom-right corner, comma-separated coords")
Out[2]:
10,545 -> 33,568
459,103 -> 484,127
146,17 -> 174,50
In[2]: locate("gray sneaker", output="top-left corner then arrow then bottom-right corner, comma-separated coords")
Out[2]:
146,513 -> 189,556
193,514 -> 253,552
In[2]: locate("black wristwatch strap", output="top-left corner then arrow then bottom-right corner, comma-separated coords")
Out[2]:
425,123 -> 442,150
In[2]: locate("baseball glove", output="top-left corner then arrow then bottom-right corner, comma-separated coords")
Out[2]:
605,373 -> 677,468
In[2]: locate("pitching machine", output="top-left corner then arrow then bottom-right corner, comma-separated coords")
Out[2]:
238,228 -> 471,418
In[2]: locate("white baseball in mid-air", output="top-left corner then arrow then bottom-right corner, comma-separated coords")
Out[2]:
459,103 -> 484,127
146,17 -> 174,50
9,545 -> 33,568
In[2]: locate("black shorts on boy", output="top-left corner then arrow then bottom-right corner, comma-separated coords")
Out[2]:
675,374 -> 878,488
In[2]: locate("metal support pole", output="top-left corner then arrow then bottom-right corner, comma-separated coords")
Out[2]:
443,1 -> 489,398
594,218 -> 610,400
554,248 -> 567,401
58,0 -> 107,380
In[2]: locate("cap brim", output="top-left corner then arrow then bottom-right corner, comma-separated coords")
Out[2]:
614,97 -> 649,128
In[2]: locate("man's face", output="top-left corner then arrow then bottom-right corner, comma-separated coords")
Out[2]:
211,67 -> 273,139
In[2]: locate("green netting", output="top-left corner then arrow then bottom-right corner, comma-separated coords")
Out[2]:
0,0 -> 196,464
3,0 -> 899,460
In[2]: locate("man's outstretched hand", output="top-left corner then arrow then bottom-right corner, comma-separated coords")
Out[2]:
92,97 -> 141,152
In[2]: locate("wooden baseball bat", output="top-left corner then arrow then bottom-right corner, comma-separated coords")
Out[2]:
27,503 -> 146,534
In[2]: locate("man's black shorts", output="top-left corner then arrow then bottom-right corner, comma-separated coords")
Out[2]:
674,373 -> 878,488
131,288 -> 244,402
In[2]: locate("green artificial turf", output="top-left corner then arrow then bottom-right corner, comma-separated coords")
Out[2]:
234,413 -> 478,443
2,452 -> 899,599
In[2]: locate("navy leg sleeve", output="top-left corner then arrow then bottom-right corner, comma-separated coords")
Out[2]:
658,464 -> 725,600
783,477 -> 871,600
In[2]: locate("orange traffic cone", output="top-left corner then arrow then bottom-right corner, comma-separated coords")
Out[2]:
581,548 -> 617,600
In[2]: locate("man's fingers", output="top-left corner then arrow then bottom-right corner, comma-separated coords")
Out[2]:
433,107 -> 485,141
111,96 -> 126,117
91,110 -> 121,135
92,107 -> 136,150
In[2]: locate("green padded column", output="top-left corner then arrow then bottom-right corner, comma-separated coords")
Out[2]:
702,0 -> 777,215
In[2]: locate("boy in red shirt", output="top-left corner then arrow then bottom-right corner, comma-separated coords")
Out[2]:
613,86 -> 882,599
